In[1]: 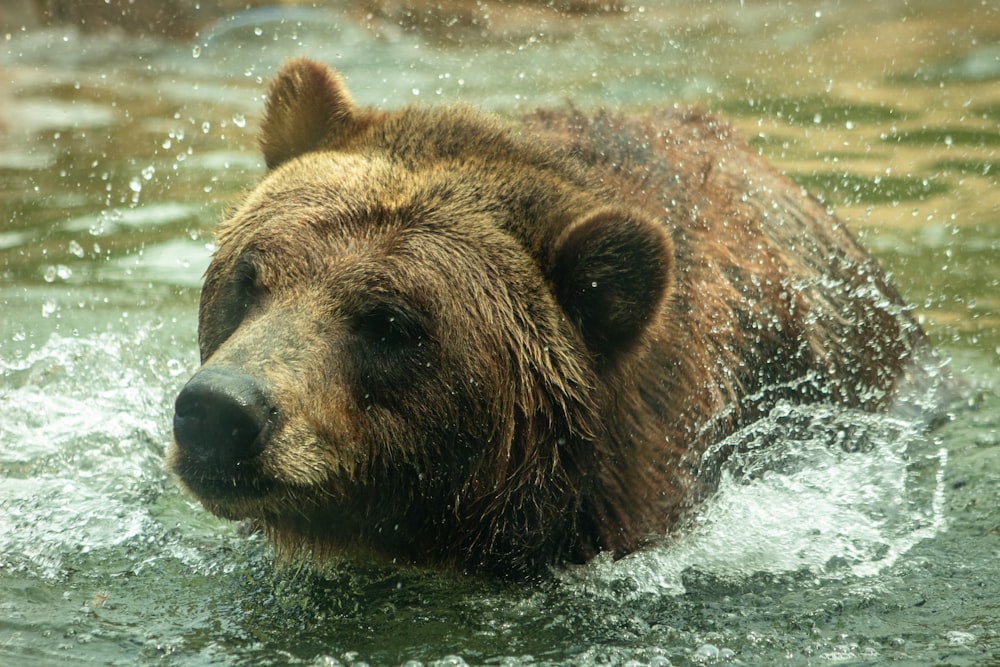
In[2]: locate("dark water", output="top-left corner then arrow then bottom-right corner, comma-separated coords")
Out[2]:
2,1 -> 999,665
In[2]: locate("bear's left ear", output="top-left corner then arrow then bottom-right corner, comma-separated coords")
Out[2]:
260,58 -> 358,170
549,207 -> 674,363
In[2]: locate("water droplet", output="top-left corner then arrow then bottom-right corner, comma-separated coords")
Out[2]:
191,44 -> 201,58
253,26 -> 263,36
201,121 -> 211,134
232,113 -> 246,128
141,165 -> 155,180
43,266 -> 57,283
129,177 -> 142,193
68,240 -> 85,258
694,644 -> 720,663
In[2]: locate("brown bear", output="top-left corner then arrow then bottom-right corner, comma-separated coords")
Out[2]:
170,57 -> 938,578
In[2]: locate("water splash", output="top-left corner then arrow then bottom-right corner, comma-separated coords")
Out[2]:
562,402 -> 947,596
0,327 -> 211,581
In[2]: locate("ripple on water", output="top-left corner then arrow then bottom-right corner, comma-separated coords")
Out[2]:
100,238 -> 213,288
60,201 -> 201,235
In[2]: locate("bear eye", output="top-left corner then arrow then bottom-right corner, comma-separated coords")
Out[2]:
198,255 -> 265,360
235,257 -> 258,298
232,258 -> 262,312
349,300 -> 435,406
354,302 -> 427,349
217,257 -> 262,335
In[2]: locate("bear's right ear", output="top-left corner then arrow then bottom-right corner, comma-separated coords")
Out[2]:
260,58 -> 358,170
549,207 -> 674,364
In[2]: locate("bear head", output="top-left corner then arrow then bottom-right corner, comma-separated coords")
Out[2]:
169,58 -> 675,577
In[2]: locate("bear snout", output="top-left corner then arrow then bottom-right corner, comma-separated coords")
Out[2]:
173,367 -> 277,469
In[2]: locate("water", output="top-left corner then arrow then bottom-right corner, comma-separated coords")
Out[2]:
2,1 -> 998,664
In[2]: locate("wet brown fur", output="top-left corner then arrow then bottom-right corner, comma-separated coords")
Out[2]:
169,58 -> 934,578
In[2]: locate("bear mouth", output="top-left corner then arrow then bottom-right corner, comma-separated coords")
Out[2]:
173,458 -> 276,509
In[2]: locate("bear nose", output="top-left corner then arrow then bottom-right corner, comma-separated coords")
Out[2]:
173,367 -> 275,467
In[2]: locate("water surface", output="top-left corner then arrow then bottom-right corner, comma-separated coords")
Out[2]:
2,1 -> 999,665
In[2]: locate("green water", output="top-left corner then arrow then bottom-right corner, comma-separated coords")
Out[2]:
2,1 -> 999,665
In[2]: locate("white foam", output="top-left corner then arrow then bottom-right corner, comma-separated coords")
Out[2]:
0,328 -> 205,579
562,402 -> 947,596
